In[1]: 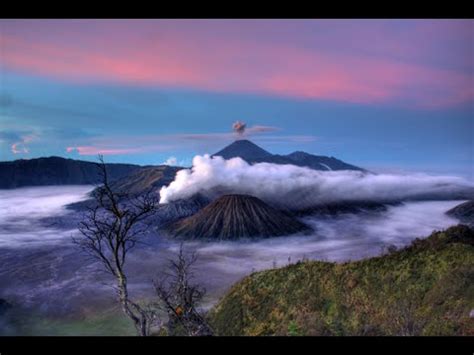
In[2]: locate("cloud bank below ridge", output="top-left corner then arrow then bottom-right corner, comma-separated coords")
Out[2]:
159,155 -> 474,209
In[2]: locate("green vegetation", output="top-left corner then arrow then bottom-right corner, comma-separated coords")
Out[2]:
210,225 -> 474,336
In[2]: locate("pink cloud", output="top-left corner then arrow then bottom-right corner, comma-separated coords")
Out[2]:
1,21 -> 472,109
10,134 -> 36,154
64,129 -> 316,156
11,143 -> 29,154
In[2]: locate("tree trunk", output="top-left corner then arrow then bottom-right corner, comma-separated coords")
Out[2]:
117,274 -> 148,336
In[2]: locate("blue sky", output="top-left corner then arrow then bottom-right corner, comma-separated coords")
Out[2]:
0,20 -> 473,178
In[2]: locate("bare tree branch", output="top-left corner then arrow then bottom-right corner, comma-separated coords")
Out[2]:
73,155 -> 160,336
153,244 -> 213,336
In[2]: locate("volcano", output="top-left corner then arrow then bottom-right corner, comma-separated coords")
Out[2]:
166,194 -> 311,240
212,139 -> 364,171
212,139 -> 273,162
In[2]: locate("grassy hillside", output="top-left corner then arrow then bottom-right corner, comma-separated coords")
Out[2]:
210,225 -> 474,336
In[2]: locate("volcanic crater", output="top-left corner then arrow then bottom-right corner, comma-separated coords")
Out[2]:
166,194 -> 311,240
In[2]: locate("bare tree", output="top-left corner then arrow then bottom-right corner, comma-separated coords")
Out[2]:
73,155 -> 160,336
154,244 -> 213,336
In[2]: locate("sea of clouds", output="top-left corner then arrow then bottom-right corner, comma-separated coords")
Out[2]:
0,183 -> 466,333
0,186 -> 93,247
160,155 -> 474,209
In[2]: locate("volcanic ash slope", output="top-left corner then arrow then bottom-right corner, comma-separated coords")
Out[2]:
166,194 -> 311,240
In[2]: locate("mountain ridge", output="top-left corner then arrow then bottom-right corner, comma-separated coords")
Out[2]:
0,139 -> 365,189
212,139 -> 364,171
0,156 -> 143,189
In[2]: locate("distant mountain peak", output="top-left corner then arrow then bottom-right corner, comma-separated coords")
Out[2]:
211,139 -> 364,171
212,139 -> 272,161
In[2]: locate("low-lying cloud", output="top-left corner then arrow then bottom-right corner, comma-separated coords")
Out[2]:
0,185 -> 465,330
0,186 -> 93,247
159,155 -> 474,209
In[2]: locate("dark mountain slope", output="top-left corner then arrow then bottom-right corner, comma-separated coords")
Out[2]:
447,201 -> 474,227
212,140 -> 364,171
212,139 -> 273,162
67,165 -> 184,211
285,151 -> 365,171
166,194 -> 311,240
108,165 -> 183,195
0,156 -> 141,188
154,194 -> 211,225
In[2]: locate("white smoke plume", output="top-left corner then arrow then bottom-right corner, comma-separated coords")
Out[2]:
159,155 -> 474,209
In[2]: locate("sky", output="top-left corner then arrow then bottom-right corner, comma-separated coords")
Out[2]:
0,19 -> 473,178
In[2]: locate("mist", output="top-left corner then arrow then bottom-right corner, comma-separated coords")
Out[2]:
0,186 -> 93,247
191,200 -> 463,273
160,155 -> 474,209
0,186 -> 466,335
